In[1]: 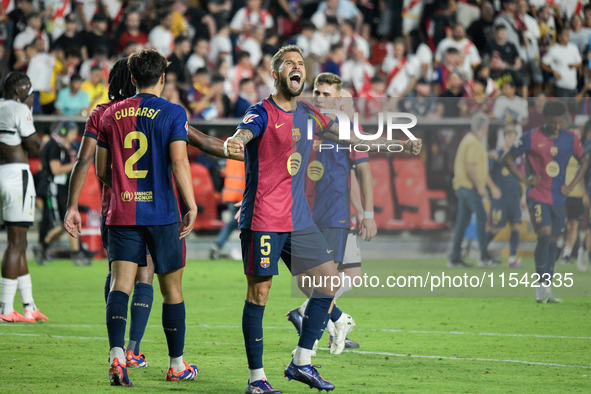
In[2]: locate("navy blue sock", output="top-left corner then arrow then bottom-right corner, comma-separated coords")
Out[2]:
104,273 -> 111,304
535,235 -> 551,279
317,313 -> 330,341
547,241 -> 557,284
162,302 -> 186,358
485,231 -> 496,248
298,289 -> 334,350
106,291 -> 129,350
127,283 -> 153,355
330,304 -> 343,322
242,301 -> 265,369
510,231 -> 520,257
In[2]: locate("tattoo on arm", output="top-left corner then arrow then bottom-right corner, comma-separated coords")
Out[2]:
234,129 -> 254,145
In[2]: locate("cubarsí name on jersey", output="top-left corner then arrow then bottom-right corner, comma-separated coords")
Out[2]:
114,107 -> 162,120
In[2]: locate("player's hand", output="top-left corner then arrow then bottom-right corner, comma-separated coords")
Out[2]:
560,184 -> 573,196
525,174 -> 541,187
360,218 -> 377,241
178,207 -> 197,239
403,139 -> 422,156
520,194 -> 527,210
225,137 -> 243,158
234,200 -> 243,225
64,208 -> 82,238
491,186 -> 502,200
477,185 -> 488,197
553,70 -> 562,80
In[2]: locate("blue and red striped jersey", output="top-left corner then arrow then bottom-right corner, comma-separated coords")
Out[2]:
305,134 -> 369,229
511,127 -> 584,206
237,96 -> 334,232
97,93 -> 189,225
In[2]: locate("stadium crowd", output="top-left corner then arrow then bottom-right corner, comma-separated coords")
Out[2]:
2,0 -> 591,121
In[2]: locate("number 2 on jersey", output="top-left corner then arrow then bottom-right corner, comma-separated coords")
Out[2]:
124,131 -> 148,179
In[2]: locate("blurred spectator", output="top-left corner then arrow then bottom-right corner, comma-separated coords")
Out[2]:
79,45 -> 112,83
435,25 -> 481,77
537,6 -> 557,57
459,77 -> 494,117
569,13 -> 591,55
296,21 -> 329,58
185,2 -> 216,40
208,22 -> 233,67
53,14 -> 83,53
81,66 -> 109,112
518,0 -> 543,87
321,43 -> 346,75
359,74 -> 386,120
188,69 -> 229,120
473,64 -> 500,97
162,82 -> 191,118
7,0 -> 34,47
407,29 -> 434,80
541,28 -> 582,98
234,78 -> 257,117
187,37 -> 209,75
399,78 -> 439,118
167,35 -> 191,90
433,47 -> 460,95
487,25 -> 523,90
13,11 -> 49,64
206,0 -> 233,29
0,46 -> 8,83
492,80 -> 528,147
214,58 -> 235,100
311,0 -> 363,30
381,37 -> 418,98
27,45 -> 65,114
45,0 -> 75,41
171,0 -> 191,38
276,0 -> 303,39
341,46 -> 374,94
13,41 -> 37,72
493,0 -> 526,61
227,51 -> 255,102
255,54 -> 274,99
584,4 -> 591,27
149,10 -> 175,58
467,1 -> 495,54
341,18 -> 369,60
424,0 -> 456,51
187,67 -> 212,119
526,92 -> 547,130
77,0 -> 99,31
262,28 -> 280,57
115,10 -> 149,55
55,74 -> 89,116
81,13 -> 112,60
230,0 -> 274,38
437,72 -> 465,118
241,25 -> 265,66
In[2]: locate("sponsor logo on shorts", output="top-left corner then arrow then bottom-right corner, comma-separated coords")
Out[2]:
260,257 -> 270,268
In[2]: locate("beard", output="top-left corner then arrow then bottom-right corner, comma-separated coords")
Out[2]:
278,74 -> 304,98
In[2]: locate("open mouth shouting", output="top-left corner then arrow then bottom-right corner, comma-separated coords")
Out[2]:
289,72 -> 302,90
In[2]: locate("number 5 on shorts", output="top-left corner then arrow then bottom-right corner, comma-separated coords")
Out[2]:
260,235 -> 271,256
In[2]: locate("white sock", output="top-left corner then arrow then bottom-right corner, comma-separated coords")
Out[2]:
17,274 -> 36,311
293,346 -> 313,366
249,367 -> 266,382
109,347 -> 125,365
298,299 -> 309,316
335,272 -> 353,299
0,278 -> 18,315
170,355 -> 185,372
563,246 -> 573,258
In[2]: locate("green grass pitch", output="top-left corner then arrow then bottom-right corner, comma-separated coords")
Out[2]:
1,258 -> 590,393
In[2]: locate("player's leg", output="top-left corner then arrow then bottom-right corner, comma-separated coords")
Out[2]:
148,223 -> 197,382
561,197 -> 582,264
210,202 -> 239,259
1,225 -> 35,322
546,205 -> 566,303
126,255 -> 154,368
581,210 -> 591,272
529,201 -> 552,303
18,250 -> 48,321
240,229 -> 282,393
449,188 -> 474,267
507,199 -> 522,268
465,189 -> 498,267
485,199 -> 504,248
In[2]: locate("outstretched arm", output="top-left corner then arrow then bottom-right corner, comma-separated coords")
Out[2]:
64,136 -> 97,237
225,128 -> 254,159
187,125 -> 244,161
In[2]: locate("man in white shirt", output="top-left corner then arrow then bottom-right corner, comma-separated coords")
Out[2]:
230,0 -> 273,39
208,22 -> 233,66
296,21 -> 330,58
186,37 -> 208,75
492,80 -> 529,148
311,0 -> 362,30
148,10 -> 174,59
240,25 -> 264,66
13,11 -> 50,59
340,18 -> 369,60
542,28 -> 582,98
341,46 -> 374,94
382,38 -> 419,97
435,25 -> 480,76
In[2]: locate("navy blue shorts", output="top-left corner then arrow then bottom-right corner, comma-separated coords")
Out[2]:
566,197 -> 584,221
489,197 -> 521,228
101,215 -> 149,256
240,225 -> 333,277
320,227 -> 347,263
107,223 -> 185,275
528,200 -> 566,237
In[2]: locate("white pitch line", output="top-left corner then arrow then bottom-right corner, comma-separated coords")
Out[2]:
0,331 -> 589,370
2,323 -> 590,341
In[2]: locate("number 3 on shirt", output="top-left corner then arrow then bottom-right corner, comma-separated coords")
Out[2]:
124,131 -> 148,179
260,235 -> 271,256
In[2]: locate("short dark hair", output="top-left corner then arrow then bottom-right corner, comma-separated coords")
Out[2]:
195,67 -> 208,76
239,78 -> 253,87
329,43 -> 343,52
26,11 -> 41,21
325,16 -> 339,26
65,47 -> 81,59
445,47 -> 460,56
94,45 -> 108,57
90,65 -> 103,73
371,75 -> 386,84
1,72 -> 30,98
236,51 -> 251,62
211,73 -> 225,85
108,57 -> 136,101
543,100 -> 567,118
474,76 -> 488,87
342,18 -> 356,30
174,35 -> 189,46
301,20 -> 316,31
494,24 -> 507,32
127,49 -> 169,89
70,73 -> 83,83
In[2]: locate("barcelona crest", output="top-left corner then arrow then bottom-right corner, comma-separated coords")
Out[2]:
313,140 -> 322,151
292,128 -> 301,141
260,257 -> 270,268
550,146 -> 558,156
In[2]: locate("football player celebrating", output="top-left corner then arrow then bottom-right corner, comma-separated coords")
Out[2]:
502,100 -> 588,303
225,45 -> 421,393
